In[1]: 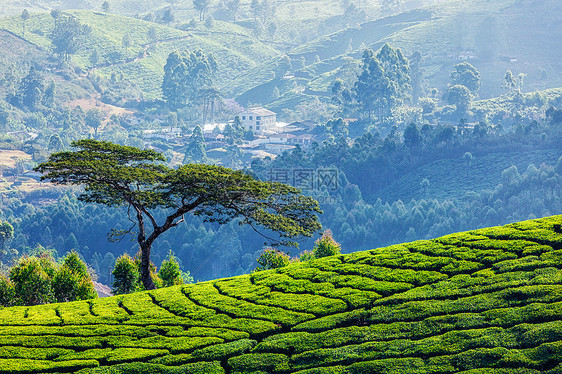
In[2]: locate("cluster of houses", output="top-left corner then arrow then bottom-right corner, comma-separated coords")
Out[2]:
143,107 -> 323,164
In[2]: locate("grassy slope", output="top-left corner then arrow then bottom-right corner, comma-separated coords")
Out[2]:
0,11 -> 279,98
372,149 -> 561,204
1,215 -> 562,373
257,0 -> 562,104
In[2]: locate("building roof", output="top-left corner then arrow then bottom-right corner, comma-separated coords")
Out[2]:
243,107 -> 276,116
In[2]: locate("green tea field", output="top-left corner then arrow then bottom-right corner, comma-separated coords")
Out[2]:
1,215 -> 562,373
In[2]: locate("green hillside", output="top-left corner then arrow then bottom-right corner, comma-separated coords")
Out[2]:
232,0 -> 562,106
1,215 -> 562,373
0,11 -> 279,98
373,149 -> 561,204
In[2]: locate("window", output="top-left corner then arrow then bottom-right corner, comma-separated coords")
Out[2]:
256,121 -> 260,126
257,116 -> 261,120
249,116 -> 253,120
256,126 -> 260,130
249,126 -> 253,130
242,116 -> 246,120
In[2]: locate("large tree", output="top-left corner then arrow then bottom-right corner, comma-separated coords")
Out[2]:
450,62 -> 481,93
35,140 -> 322,290
353,44 -> 410,120
48,13 -> 92,63
162,50 -> 217,109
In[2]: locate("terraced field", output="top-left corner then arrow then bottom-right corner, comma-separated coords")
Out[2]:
1,215 -> 562,373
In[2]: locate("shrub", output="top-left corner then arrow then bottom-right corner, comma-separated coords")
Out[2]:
53,251 -> 97,302
312,230 -> 341,258
0,275 -> 15,307
9,255 -> 56,306
159,252 -> 189,287
112,254 -> 140,295
255,248 -> 291,271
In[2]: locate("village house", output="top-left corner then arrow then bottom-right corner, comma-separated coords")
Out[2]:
239,107 -> 276,134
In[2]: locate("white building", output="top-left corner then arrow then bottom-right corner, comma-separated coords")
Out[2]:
240,107 -> 276,134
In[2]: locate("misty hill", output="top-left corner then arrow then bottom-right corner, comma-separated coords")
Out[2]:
0,11 -> 279,98
234,0 -> 562,109
0,215 -> 561,373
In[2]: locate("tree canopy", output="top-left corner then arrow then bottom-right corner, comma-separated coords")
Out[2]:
353,44 -> 410,120
450,62 -> 481,93
48,13 -> 92,63
35,139 -> 322,289
162,50 -> 217,109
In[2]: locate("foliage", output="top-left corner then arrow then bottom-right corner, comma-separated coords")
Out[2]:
112,254 -> 140,295
162,50 -> 217,109
183,126 -> 207,164
3,251 -> 97,306
48,13 -> 92,63
158,251 -> 185,287
9,255 -> 56,306
353,44 -> 410,120
312,229 -> 341,258
35,140 -> 322,290
450,62 -> 481,93
446,84 -> 472,112
255,247 -> 291,271
53,251 -> 97,302
0,217 -> 559,372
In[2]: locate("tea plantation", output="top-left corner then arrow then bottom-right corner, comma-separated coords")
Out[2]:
1,215 -> 562,373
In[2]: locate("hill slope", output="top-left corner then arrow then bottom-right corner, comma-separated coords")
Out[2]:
1,215 -> 562,373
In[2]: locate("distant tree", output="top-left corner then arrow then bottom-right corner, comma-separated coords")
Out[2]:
275,55 -> 292,79
21,9 -> 30,38
205,15 -> 215,28
101,1 -> 110,13
503,70 -> 517,95
147,26 -> 158,43
48,133 -> 64,151
446,84 -> 472,113
112,254 -> 139,295
254,247 -> 291,271
85,108 -> 104,138
0,221 -> 14,259
193,0 -> 211,21
122,34 -> 131,52
49,14 -> 92,63
450,62 -> 481,93
10,66 -> 44,111
162,50 -> 217,109
50,9 -> 61,26
223,116 -> 244,145
162,7 -> 175,24
312,229 -> 341,258
36,140 -> 322,290
183,126 -> 207,163
354,44 -> 411,120
226,0 -> 241,22
403,122 -> 422,149
89,49 -> 100,67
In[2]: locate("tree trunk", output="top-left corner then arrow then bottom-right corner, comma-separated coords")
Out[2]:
140,241 -> 156,290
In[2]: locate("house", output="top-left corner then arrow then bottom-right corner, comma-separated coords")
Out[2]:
239,107 -> 276,134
